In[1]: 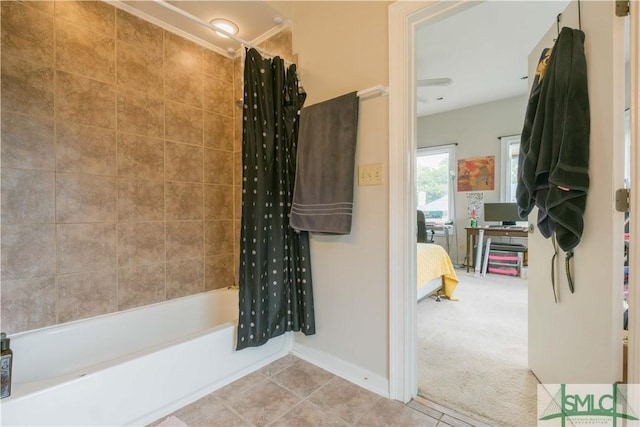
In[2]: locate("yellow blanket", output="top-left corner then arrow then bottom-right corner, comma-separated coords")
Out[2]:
417,243 -> 459,300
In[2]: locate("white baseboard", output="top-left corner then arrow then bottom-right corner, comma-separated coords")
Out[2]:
291,341 -> 390,398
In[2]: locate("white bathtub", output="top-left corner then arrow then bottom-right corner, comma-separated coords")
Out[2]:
0,288 -> 290,426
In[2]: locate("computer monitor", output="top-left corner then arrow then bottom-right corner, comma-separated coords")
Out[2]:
483,203 -> 522,226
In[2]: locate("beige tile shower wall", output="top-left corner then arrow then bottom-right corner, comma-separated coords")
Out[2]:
0,1 -> 238,334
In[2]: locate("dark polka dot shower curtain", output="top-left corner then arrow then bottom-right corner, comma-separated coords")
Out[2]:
236,48 -> 315,350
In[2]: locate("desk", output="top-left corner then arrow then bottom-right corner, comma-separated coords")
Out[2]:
465,227 -> 528,272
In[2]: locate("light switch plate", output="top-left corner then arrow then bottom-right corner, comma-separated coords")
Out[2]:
358,163 -> 383,186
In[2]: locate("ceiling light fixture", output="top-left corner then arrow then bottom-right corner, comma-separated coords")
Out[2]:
209,18 -> 239,39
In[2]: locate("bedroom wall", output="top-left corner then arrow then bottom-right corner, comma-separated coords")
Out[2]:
290,1 -> 391,390
416,94 -> 528,264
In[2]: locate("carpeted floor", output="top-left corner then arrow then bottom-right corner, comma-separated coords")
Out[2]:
417,270 -> 539,427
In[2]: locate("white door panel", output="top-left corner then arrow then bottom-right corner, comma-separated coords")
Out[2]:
527,0 -> 626,384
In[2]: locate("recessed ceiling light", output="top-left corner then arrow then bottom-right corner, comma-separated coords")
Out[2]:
209,18 -> 239,39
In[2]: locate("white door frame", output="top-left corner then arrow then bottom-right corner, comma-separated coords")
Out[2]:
388,0 -> 640,402
628,0 -> 639,385
388,0 -> 473,402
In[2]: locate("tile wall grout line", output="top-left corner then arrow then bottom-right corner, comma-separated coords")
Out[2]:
200,49 -> 206,294
162,28 -> 168,303
53,0 -> 60,326
113,4 -> 120,313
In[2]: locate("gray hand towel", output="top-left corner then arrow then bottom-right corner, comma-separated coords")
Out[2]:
290,92 -> 359,234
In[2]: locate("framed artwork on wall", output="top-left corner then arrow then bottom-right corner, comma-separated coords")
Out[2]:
457,156 -> 495,191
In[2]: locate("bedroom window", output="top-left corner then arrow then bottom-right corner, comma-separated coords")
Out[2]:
500,135 -> 521,202
416,145 -> 456,223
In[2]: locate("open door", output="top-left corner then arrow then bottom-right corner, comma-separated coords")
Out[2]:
527,1 -> 626,384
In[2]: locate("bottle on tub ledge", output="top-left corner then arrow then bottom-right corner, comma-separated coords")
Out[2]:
1,332 -> 12,399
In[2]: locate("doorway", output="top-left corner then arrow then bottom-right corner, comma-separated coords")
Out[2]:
412,3 -> 567,423
389,0 -> 638,407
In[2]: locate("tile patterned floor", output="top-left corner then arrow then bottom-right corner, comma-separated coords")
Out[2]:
152,355 -> 488,427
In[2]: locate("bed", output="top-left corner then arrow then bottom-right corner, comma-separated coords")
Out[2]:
417,243 -> 459,301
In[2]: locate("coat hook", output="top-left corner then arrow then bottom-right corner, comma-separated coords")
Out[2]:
577,0 -> 582,30
554,13 -> 561,42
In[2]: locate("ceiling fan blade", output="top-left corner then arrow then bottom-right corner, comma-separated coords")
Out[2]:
417,78 -> 453,87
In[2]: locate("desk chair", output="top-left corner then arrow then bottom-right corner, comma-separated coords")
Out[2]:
417,210 -> 434,243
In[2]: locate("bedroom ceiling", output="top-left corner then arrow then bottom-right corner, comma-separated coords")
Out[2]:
416,0 -> 570,117
113,1 -> 575,117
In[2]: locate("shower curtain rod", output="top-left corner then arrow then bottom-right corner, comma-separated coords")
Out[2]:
151,0 -> 287,62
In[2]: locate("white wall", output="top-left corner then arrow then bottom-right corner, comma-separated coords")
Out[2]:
417,95 -> 528,263
290,2 -> 391,392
